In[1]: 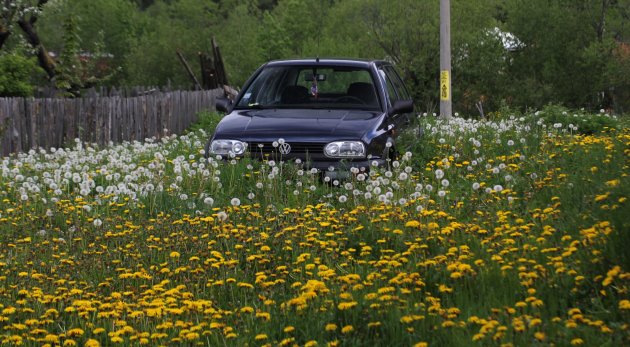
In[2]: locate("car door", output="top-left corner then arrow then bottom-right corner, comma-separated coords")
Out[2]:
379,65 -> 413,132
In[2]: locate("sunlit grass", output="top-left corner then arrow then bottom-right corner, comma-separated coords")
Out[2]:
0,110 -> 628,346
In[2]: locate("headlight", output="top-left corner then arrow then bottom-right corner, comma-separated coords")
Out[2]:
210,139 -> 247,156
324,141 -> 365,158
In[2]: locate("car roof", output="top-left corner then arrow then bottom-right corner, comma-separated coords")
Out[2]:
264,58 -> 390,69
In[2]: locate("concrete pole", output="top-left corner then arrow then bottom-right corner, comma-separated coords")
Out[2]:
440,0 -> 452,118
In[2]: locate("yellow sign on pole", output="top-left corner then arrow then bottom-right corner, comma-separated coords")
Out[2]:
440,70 -> 450,101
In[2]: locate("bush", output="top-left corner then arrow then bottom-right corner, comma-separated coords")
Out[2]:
0,53 -> 42,97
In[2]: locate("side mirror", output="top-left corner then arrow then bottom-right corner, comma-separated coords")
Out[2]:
388,99 -> 414,116
216,97 -> 233,113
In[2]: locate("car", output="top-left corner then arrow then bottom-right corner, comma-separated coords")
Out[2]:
205,58 -> 414,177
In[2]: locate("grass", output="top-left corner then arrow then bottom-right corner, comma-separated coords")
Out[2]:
0,109 -> 628,346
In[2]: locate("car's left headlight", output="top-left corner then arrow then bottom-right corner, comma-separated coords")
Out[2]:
209,139 -> 247,156
324,141 -> 366,158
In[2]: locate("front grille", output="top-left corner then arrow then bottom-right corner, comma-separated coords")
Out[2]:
248,142 -> 325,160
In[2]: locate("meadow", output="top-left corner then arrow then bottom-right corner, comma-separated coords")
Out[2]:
0,106 -> 628,346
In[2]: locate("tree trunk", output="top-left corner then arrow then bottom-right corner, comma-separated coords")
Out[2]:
17,18 -> 56,80
0,25 -> 10,50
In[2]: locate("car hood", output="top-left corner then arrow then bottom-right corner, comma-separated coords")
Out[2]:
213,109 -> 384,142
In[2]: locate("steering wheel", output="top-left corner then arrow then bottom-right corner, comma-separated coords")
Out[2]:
334,95 -> 366,104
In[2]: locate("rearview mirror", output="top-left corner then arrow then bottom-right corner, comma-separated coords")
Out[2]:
389,99 -> 414,116
216,97 -> 232,113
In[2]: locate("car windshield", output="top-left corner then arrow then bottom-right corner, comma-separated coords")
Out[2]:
235,65 -> 381,111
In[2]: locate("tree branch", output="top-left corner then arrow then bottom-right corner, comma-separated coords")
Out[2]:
17,14 -> 56,79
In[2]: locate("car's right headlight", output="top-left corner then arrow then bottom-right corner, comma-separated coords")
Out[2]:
324,141 -> 366,158
209,139 -> 247,156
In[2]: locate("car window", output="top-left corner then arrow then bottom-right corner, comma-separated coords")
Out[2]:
380,69 -> 399,106
236,65 -> 380,110
379,66 -> 411,107
385,66 -> 411,100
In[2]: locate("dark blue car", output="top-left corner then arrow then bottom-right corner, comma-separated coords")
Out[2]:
206,58 -> 414,175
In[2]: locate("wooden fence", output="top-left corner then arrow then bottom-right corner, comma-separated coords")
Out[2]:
0,88 -> 224,156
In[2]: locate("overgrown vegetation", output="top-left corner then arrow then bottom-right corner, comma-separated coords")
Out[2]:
0,110 -> 627,346
1,0 -> 629,113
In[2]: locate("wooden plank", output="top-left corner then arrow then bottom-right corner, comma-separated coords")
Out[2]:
0,87 -> 223,156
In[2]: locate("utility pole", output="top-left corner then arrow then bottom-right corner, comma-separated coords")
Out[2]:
440,0 -> 452,118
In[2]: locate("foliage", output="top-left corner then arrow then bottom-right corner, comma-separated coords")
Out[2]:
0,52 -> 41,96
1,0 -> 629,113
0,109 -> 628,346
38,0 -> 139,86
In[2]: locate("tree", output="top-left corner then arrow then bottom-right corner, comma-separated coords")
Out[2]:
0,52 -> 43,96
0,0 -> 57,79
38,0 -> 140,86
122,0 -> 221,87
503,0 -> 630,112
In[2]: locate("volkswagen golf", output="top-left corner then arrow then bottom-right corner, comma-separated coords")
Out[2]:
205,58 -> 414,176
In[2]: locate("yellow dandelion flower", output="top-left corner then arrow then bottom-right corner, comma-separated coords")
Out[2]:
44,334 -> 60,343
405,220 -> 420,228
304,340 -> 318,347
256,311 -> 271,321
571,338 -> 584,345
450,271 -> 463,279
255,334 -> 268,341
170,251 -> 180,258
341,325 -> 354,334
619,299 -> 630,310
84,339 -> 101,347
67,328 -> 84,337
283,326 -> 295,333
325,323 -> 337,332
413,343 -> 428,347
337,301 -> 358,310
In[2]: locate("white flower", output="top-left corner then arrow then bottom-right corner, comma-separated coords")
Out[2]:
338,195 -> 347,203
217,211 -> 228,222
441,179 -> 449,187
472,182 -> 480,190
231,198 -> 241,206
438,190 -> 446,197
493,185 -> 503,192
435,169 -> 444,179
204,197 -> 214,206
93,218 -> 103,227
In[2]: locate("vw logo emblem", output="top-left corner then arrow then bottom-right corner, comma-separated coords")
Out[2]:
279,142 -> 292,155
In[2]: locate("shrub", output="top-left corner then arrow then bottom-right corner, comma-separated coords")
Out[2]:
0,53 -> 41,97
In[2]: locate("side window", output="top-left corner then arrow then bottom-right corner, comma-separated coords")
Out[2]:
379,69 -> 399,106
384,66 -> 411,100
